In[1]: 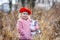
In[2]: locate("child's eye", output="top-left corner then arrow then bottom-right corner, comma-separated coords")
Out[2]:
23,13 -> 28,15
23,13 -> 26,14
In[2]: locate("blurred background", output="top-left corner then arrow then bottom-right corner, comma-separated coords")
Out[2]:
0,0 -> 60,40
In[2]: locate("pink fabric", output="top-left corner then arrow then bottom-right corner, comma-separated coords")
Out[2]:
16,18 -> 32,39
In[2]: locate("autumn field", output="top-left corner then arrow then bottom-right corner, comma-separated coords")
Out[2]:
0,1 -> 60,40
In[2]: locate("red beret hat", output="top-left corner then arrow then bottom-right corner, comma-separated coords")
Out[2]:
19,7 -> 31,15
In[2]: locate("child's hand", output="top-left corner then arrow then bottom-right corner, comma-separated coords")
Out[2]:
19,32 -> 24,36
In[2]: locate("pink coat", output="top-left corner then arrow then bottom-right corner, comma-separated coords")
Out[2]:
16,18 -> 39,39
16,18 -> 32,39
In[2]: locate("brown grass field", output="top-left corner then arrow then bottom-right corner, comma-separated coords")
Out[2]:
0,3 -> 60,40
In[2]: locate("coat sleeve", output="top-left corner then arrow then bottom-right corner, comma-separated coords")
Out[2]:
16,20 -> 25,35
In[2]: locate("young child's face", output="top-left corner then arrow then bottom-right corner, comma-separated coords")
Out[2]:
21,12 -> 28,19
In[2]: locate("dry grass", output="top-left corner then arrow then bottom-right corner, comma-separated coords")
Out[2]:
0,3 -> 60,40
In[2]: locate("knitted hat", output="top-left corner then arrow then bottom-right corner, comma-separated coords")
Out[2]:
19,7 -> 31,15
